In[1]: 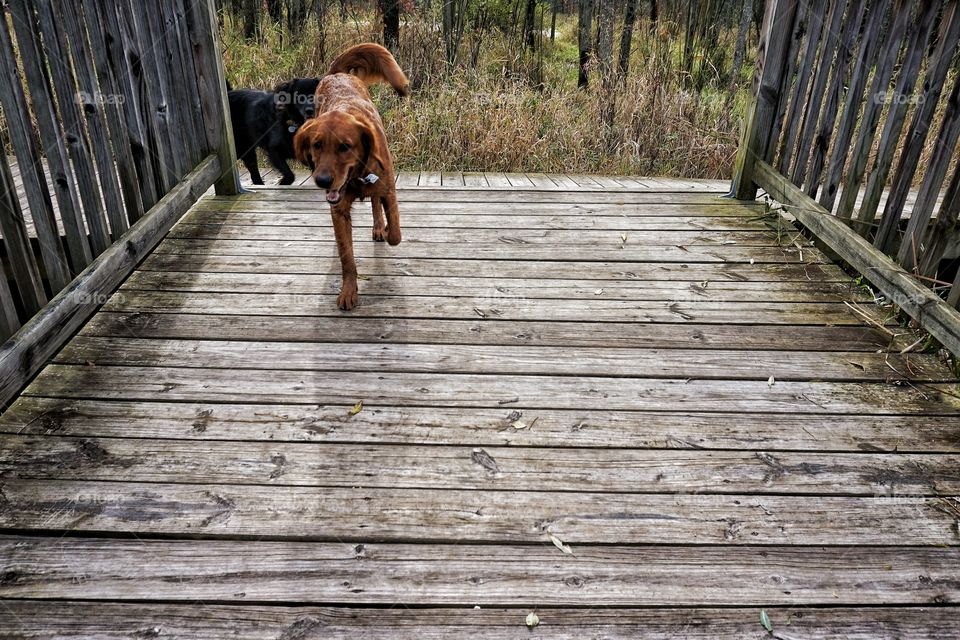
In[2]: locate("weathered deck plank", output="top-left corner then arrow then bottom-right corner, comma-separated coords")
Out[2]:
53,338 -> 949,381
1,175 -> 958,637
2,537 -> 957,606
4,435 -> 960,495
1,480 -> 956,545
22,366 -> 960,413
2,603 -> 953,640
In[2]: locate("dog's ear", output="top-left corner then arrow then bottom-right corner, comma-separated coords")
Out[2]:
359,119 -> 386,177
293,124 -> 315,170
273,80 -> 293,113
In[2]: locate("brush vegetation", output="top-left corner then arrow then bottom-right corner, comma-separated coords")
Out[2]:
221,2 -> 755,179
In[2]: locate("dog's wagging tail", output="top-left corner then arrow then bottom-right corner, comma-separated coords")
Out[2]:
294,43 -> 407,311
327,43 -> 410,96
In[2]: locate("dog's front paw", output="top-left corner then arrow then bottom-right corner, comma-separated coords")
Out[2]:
337,286 -> 359,310
387,227 -> 401,246
372,226 -> 387,242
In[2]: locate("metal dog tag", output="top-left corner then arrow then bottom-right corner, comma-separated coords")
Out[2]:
362,173 -> 380,184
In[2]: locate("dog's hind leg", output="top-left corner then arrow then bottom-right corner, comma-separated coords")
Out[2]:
268,151 -> 296,185
241,151 -> 264,185
371,196 -> 387,242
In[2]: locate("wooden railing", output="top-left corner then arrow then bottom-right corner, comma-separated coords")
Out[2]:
0,0 -> 238,405
733,0 -> 960,356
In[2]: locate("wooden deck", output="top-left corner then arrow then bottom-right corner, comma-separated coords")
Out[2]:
1,176 -> 960,637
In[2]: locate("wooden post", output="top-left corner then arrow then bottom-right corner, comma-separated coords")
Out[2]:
186,0 -> 240,195
730,0 -> 799,200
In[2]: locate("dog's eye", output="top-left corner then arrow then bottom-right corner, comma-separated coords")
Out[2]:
338,143 -> 352,152
313,141 -> 322,150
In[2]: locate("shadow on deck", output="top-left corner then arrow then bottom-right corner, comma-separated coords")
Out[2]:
1,176 -> 959,637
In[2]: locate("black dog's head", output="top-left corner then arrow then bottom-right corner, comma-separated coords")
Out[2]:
273,77 -> 321,126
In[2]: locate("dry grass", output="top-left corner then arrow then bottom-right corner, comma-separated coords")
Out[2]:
222,11 -> 750,179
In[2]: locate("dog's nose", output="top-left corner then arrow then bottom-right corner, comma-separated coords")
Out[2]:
315,174 -> 333,188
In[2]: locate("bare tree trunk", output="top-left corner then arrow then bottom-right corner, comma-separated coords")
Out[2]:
550,0 -> 558,42
577,0 -> 594,88
380,0 -> 400,50
442,1 -> 466,67
241,0 -> 258,39
287,0 -> 307,35
596,0 -> 614,89
443,0 -> 454,66
618,0 -> 639,77
730,0 -> 753,89
522,0 -> 537,51
313,0 -> 328,62
268,0 -> 282,24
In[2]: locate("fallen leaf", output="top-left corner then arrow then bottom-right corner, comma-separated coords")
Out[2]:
511,421 -> 527,430
749,258 -> 755,265
525,612 -> 540,629
760,609 -> 773,634
348,401 -> 363,416
471,448 -> 500,473
767,376 -> 776,387
473,307 -> 487,318
549,533 -> 574,555
593,288 -> 604,295
620,233 -> 628,243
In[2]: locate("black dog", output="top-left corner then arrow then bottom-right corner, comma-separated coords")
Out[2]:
227,78 -> 320,185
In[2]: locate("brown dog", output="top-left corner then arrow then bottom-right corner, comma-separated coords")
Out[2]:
294,44 -> 409,310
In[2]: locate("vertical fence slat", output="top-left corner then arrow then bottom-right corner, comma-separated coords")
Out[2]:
918,148 -> 960,280
141,0 -> 188,183
790,0 -> 847,188
0,254 -> 19,342
767,1 -> 809,164
0,149 -> 46,314
163,0 -> 204,168
57,0 -> 129,240
875,0 -> 960,253
32,0 -> 111,255
950,264 -> 960,309
805,0 -> 867,200
776,0 -> 828,176
730,0 -> 800,200
7,0 -> 93,273
93,0 -> 159,212
0,8 -> 71,291
185,0 -> 240,195
80,0 -> 144,229
899,71 -> 960,269
117,0 -> 177,195
855,0 -> 938,236
820,0 -> 892,213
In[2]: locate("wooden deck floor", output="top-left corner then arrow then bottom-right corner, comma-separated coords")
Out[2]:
2,177 -> 960,637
